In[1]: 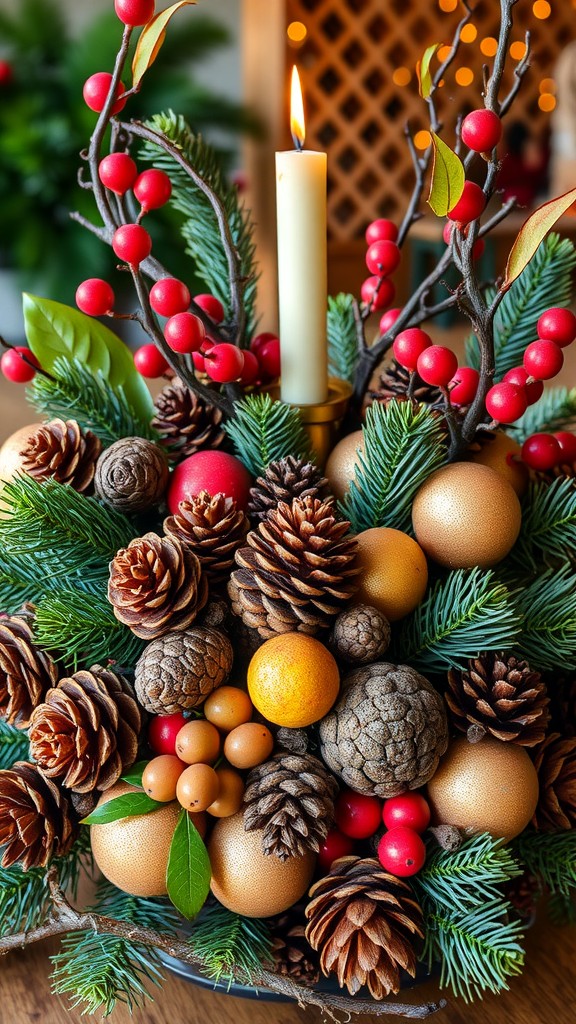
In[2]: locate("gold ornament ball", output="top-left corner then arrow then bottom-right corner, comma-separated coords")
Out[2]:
0,423 -> 42,483
412,462 -> 521,569
208,810 -> 316,917
325,430 -> 364,502
354,527 -> 428,621
467,431 -> 528,497
426,737 -> 539,842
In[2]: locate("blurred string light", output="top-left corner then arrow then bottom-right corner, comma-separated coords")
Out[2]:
460,24 -> 477,43
540,78 -> 556,94
414,130 -> 432,149
510,41 -> 528,60
455,67 -> 474,86
392,67 -> 412,86
533,0 -> 551,17
287,21 -> 307,45
539,93 -> 556,112
438,0 -> 458,11
481,38 -> 499,57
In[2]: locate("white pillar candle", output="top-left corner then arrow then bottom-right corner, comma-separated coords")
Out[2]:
276,67 -> 328,406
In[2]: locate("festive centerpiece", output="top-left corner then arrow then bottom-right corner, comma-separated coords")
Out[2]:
0,0 -> 575,1018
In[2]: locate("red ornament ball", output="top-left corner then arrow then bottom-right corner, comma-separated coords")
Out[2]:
537,307 -> 576,348
502,366 -> 544,406
521,433 -> 562,471
485,382 -> 528,423
148,712 -> 188,756
133,344 -> 169,379
416,345 -> 458,387
83,72 -> 127,115
365,218 -> 398,245
1,347 -> 40,384
554,431 -> 576,463
317,828 -> 355,871
447,181 -> 486,226
75,278 -> 115,317
523,339 -> 564,381
393,328 -> 432,371
115,0 -> 155,25
449,366 -> 479,406
377,826 -> 426,877
461,108 -> 503,152
167,450 -> 252,514
98,153 -> 138,195
382,792 -> 431,834
360,276 -> 395,311
335,788 -> 382,840
365,239 -> 401,277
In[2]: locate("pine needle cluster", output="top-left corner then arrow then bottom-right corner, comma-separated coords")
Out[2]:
224,393 -> 311,477
189,901 -> 273,989
327,293 -> 359,385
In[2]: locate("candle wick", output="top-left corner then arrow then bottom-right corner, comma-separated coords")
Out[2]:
292,133 -> 304,153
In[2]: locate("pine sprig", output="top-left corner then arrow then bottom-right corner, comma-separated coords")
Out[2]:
34,588 -> 145,670
514,386 -> 576,442
514,830 -> 576,897
189,901 -> 273,989
224,393 -> 311,477
341,399 -> 447,534
0,719 -> 30,770
513,566 -> 576,671
394,568 -> 521,672
414,834 -> 522,914
0,549 -> 48,611
327,293 -> 359,385
512,478 -> 576,570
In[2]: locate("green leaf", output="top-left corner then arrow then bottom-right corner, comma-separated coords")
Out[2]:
224,393 -> 311,477
417,43 -> 441,99
82,791 -> 164,825
514,385 -> 576,442
427,133 -> 465,217
503,188 -> 576,288
121,760 -> 149,787
166,809 -> 211,920
132,1 -> 196,88
23,294 -> 153,422
327,293 -> 359,385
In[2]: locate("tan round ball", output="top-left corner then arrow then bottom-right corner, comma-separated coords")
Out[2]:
325,430 -> 364,502
467,431 -> 528,497
412,462 -> 521,569
426,737 -> 539,842
208,811 -> 316,917
0,423 -> 43,483
90,781 -> 179,897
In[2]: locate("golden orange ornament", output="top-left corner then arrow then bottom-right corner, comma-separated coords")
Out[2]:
325,429 -> 364,502
467,431 -> 528,496
247,633 -> 340,728
353,527 -> 428,621
0,423 -> 42,483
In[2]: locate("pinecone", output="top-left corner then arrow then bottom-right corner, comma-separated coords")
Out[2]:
164,491 -> 250,587
446,652 -> 550,747
319,662 -> 449,797
329,604 -> 391,665
243,752 -> 338,861
134,627 -> 233,714
269,904 -> 320,985
369,359 -> 442,407
248,457 -> 329,523
228,496 -> 360,638
20,418 -> 102,492
94,437 -> 169,513
108,532 -> 208,640
532,732 -> 576,830
0,761 -> 76,869
0,615 -> 59,728
305,856 -> 424,998
29,665 -> 141,794
152,380 -> 225,461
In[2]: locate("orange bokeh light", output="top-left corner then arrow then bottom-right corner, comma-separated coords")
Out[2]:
393,67 -> 412,87
287,21 -> 307,44
480,37 -> 499,57
538,93 -> 556,112
533,0 -> 551,17
414,130 -> 432,149
460,24 -> 478,43
455,67 -> 474,86
438,0 -> 458,10
540,78 -> 556,94
510,41 -> 528,60
438,45 -> 452,62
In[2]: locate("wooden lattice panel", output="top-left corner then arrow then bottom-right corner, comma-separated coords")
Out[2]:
284,0 -> 576,241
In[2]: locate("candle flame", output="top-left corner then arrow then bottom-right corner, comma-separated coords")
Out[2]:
290,65 -> 305,151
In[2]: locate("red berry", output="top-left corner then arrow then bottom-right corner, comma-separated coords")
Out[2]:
250,331 -> 278,356
194,293 -> 225,324
98,153 -> 138,195
164,312 -> 205,354
150,278 -> 191,318
536,307 -> 576,348
521,433 -> 562,471
382,793 -> 431,834
317,828 -> 355,871
0,61 -> 13,86
192,351 -> 205,373
115,0 -> 155,25
377,826 -> 426,877
365,218 -> 398,245
502,366 -> 544,406
148,712 -> 188,756
554,432 -> 576,463
134,343 -> 169,378
485,381 -> 528,423
133,168 -> 172,212
335,789 -> 382,840
447,181 -> 486,225
239,349 -> 260,386
360,276 -> 395,311
1,347 -> 40,384
523,339 -> 564,381
393,328 -> 432,371
204,343 -> 245,384
365,239 -> 401,277
112,223 -> 152,266
83,72 -> 127,115
461,109 -> 503,153
258,338 -> 281,380
416,345 -> 458,387
75,278 -> 115,317
443,221 -> 455,245
379,308 -> 402,334
449,365 -> 480,405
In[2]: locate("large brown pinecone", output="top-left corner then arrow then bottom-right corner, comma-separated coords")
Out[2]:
248,457 -> 329,523
134,627 -> 233,714
108,532 -> 208,640
269,904 -> 320,985
243,752 -> 338,861
94,437 -> 169,513
446,652 -> 550,747
29,665 -> 141,793
0,761 -> 77,869
0,616 -> 58,728
369,359 -> 442,407
319,662 -> 449,797
164,491 -> 250,587
20,418 -> 102,491
329,603 -> 391,665
532,732 -> 576,830
228,496 -> 360,638
152,380 -> 225,461
305,856 -> 424,998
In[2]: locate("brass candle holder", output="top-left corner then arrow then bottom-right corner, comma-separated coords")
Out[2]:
265,377 -> 353,468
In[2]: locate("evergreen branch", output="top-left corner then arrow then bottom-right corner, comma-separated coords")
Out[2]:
189,902 -> 273,989
224,394 -> 311,477
513,566 -> 576,671
547,891 -> 576,926
512,478 -> 576,569
34,589 -> 145,671
27,357 -> 156,446
414,834 -> 522,915
341,400 -> 447,535
394,568 -> 521,672
328,293 -> 360,385
513,386 -> 576,442
514,830 -> 576,897
0,720 -> 30,770
0,550 -> 46,612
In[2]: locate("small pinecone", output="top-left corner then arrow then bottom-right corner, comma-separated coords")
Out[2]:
94,437 -> 169,513
134,627 -> 233,714
532,732 -> 576,830
276,727 -> 309,754
108,532 -> 208,640
29,665 -> 141,793
20,418 -> 102,492
152,380 -> 225,461
305,856 -> 424,998
505,871 -> 542,919
228,496 -> 360,639
446,652 -> 550,747
369,359 -> 442,407
243,752 -> 338,861
248,457 -> 329,523
269,904 -> 320,986
329,604 -> 391,665
0,616 -> 59,728
164,491 -> 250,587
0,761 -> 76,869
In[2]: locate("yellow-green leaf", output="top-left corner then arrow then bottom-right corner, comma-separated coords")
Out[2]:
503,188 -> 576,290
427,132 -> 465,217
417,43 -> 441,100
132,1 -> 196,88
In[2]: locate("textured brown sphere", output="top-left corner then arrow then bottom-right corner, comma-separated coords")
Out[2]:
412,462 -> 521,569
90,781 -> 179,896
354,527 -> 428,622
426,737 -> 539,841
0,423 -> 43,483
467,431 -> 528,497
325,430 -> 364,502
208,811 -> 316,917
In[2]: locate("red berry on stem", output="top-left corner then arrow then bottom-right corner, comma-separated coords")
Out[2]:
365,239 -> 401,277
250,331 -> 278,356
204,343 -> 245,384
167,450 -> 252,514
317,828 -> 355,870
164,312 -> 205,354
1,348 -> 40,384
523,339 -> 564,381
536,307 -> 576,348
382,792 -> 431,833
554,431 -> 576,462
416,345 -> 458,387
365,218 -> 398,245
335,788 -> 382,840
134,343 -> 169,378
258,337 -> 281,380
379,308 -> 402,334
393,328 -> 432,371
377,826 -> 426,877
192,351 -> 205,373
447,181 -> 486,226
449,365 -> 480,405
115,0 -> 155,25
443,221 -> 455,245
502,366 -> 544,406
148,712 -> 188,756
360,276 -> 395,311
461,108 -> 503,152
75,278 -> 115,317
194,293 -> 225,324
112,223 -> 152,266
98,153 -> 138,195
134,168 -> 172,212
239,349 -> 260,386
485,382 -> 528,423
83,72 -> 127,115
150,278 -> 191,318
521,433 -> 562,471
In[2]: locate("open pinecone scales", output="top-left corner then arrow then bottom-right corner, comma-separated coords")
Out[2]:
0,761 -> 77,869
152,379 -> 225,460
21,418 -> 101,492
248,457 -> 329,522
269,904 -> 320,985
0,615 -> 59,727
164,491 -> 250,587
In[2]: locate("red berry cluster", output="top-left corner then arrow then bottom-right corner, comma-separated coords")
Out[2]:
360,219 -> 401,313
521,430 -> 576,471
392,327 -> 480,400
